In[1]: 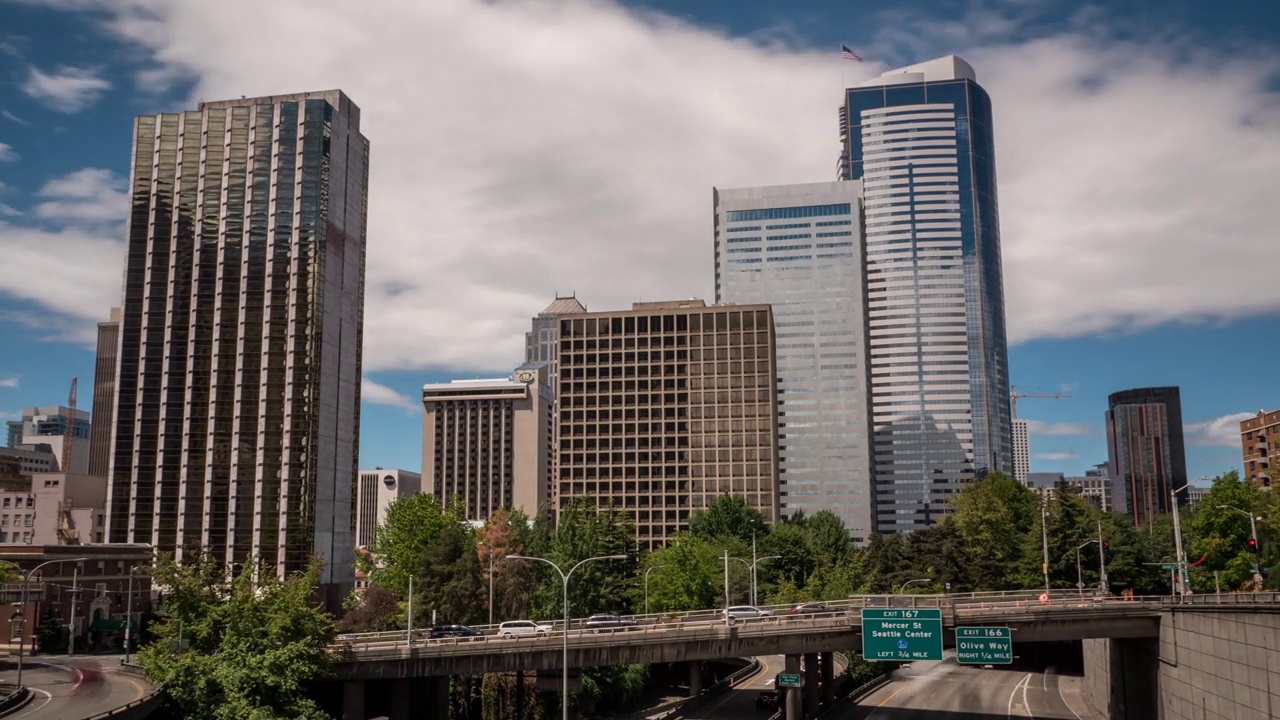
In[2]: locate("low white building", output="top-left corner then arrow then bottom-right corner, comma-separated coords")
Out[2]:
355,469 -> 422,548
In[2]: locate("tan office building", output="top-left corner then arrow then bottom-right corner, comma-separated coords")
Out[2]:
555,299 -> 778,549
1241,409 -> 1280,489
422,365 -> 554,521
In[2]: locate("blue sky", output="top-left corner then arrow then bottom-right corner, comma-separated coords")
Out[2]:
1,0 -> 1278,483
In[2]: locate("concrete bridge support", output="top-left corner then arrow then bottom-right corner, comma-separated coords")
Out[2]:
784,654 -> 802,720
803,653 -> 820,717
820,651 -> 834,708
688,661 -> 702,696
340,675 -> 451,720
342,679 -> 364,720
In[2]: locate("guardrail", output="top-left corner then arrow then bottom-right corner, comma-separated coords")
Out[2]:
655,657 -> 762,720
0,683 -> 31,718
1163,591 -> 1280,607
84,686 -> 165,720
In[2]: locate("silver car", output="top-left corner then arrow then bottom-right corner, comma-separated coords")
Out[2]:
721,605 -> 775,620
498,620 -> 553,638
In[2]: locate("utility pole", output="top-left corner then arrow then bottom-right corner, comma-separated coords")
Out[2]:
1098,520 -> 1108,591
1041,497 -> 1051,592
68,565 -> 79,656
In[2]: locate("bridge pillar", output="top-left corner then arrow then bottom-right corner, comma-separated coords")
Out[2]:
430,676 -> 450,719
688,661 -> 702,696
803,653 -> 820,717
515,670 -> 525,720
819,652 -> 835,708
784,654 -> 802,720
342,679 -> 366,720
388,678 -> 411,720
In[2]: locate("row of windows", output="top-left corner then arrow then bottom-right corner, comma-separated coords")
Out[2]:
725,203 -> 851,222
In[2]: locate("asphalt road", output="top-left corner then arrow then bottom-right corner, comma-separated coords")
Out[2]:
680,654 -> 783,719
826,658 -> 1098,720
0,655 -> 152,720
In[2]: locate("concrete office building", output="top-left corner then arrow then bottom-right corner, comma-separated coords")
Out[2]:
11,407 -> 90,474
0,445 -> 60,479
713,181 -> 873,542
355,469 -> 421,548
555,300 -> 779,549
1012,418 -> 1030,485
1105,387 -> 1187,525
526,295 -> 588,386
105,90 -> 369,605
1068,463 -> 1113,512
0,473 -> 107,545
838,55 -> 1013,532
88,308 -> 121,478
422,365 -> 554,521
1240,409 -> 1279,489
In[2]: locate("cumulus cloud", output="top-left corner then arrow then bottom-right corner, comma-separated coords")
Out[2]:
0,377 -> 18,388
0,222 -> 125,342
1024,420 -> 1092,436
0,143 -> 17,162
1185,412 -> 1253,447
1034,452 -> 1078,461
33,168 -> 129,224
360,378 -> 419,413
22,65 -> 112,112
4,0 -> 1280,371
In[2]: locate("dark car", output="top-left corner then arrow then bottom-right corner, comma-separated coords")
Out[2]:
427,624 -> 480,639
583,613 -> 638,632
755,690 -> 779,710
792,602 -> 840,615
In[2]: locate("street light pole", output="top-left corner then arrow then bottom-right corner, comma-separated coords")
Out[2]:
1171,486 -> 1191,596
1219,504 -> 1264,590
1097,521 -> 1108,591
723,551 -> 730,627
478,540 -> 496,624
406,575 -> 414,645
506,553 -> 627,720
897,578 -> 931,594
1075,540 -> 1098,595
68,565 -> 79,656
1041,497 -> 1051,592
644,566 -> 665,616
747,556 -> 780,607
124,566 -> 137,663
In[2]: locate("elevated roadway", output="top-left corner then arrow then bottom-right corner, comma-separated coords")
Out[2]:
0,655 -> 154,719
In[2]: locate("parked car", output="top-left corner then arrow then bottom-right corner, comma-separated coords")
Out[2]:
791,602 -> 840,615
720,605 -> 774,620
427,624 -> 480,639
583,613 -> 638,631
755,690 -> 779,710
498,620 -> 553,638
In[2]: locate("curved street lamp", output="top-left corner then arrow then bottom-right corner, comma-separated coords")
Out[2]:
506,553 -> 628,720
643,565 -> 666,616
896,578 -> 932,594
0,557 -> 89,685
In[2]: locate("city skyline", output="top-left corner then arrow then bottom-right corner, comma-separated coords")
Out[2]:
1,0 -> 1278,487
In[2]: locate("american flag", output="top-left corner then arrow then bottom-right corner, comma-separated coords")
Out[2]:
840,44 -> 863,62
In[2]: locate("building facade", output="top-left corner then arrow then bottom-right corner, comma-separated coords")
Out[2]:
422,365 -> 554,521
1012,418 -> 1030,485
1105,387 -> 1187,525
105,91 -> 369,604
0,445 -> 59,479
1240,409 -> 1279,489
1067,463 -> 1112,512
88,308 -> 121,479
713,181 -> 873,542
555,300 -> 779,549
11,407 -> 90,474
838,55 -> 1013,533
525,296 -> 588,387
355,469 -> 422,548
0,544 -> 151,653
0,473 -> 107,546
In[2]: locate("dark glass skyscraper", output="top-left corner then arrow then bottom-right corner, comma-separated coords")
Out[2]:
838,56 -> 1012,532
106,91 -> 369,605
1106,387 -> 1187,525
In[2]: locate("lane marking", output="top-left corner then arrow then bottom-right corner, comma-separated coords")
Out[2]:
876,687 -> 903,707
1006,673 -> 1032,718
17,688 -> 52,718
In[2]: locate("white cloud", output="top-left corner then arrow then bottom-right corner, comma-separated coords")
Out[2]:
1034,452 -> 1078,461
0,143 -> 17,162
1024,420 -> 1092,436
4,1 -> 1280,372
33,168 -> 129,224
22,65 -> 112,113
0,204 -> 19,217
1185,412 -> 1253,447
0,377 -> 18,388
1,110 -> 30,126
360,378 -> 419,413
0,222 -> 125,342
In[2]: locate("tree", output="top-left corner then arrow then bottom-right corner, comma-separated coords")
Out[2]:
804,511 -> 853,567
337,584 -> 401,634
1186,472 -> 1264,592
639,533 -> 721,613
363,493 -> 462,598
688,494 -> 767,545
417,523 -> 486,626
527,497 -> 638,620
948,473 -> 1038,590
137,553 -> 335,720
35,605 -> 63,654
477,509 -> 538,623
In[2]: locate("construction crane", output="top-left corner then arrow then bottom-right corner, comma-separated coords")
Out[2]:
1010,384 -> 1070,418
61,376 -> 77,473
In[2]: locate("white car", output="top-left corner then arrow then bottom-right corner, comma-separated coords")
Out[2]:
498,620 -> 553,638
720,605 -> 774,620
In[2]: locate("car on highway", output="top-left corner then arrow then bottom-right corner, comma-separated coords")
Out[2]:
755,690 -> 779,710
427,624 -> 480,639
583,613 -> 638,631
720,605 -> 774,620
497,620 -> 553,638
791,602 -> 842,615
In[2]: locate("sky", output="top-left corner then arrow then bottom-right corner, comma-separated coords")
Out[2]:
0,0 -> 1277,483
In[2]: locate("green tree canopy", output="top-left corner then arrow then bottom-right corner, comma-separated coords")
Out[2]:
363,493 -> 463,598
689,494 -> 767,545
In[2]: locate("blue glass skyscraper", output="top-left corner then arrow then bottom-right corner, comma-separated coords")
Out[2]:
838,56 -> 1012,532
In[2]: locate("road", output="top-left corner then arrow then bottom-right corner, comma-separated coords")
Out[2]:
0,655 -> 153,719
680,654 -> 782,719
828,656 -> 1098,720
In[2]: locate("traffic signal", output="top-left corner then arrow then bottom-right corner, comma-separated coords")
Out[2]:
1247,538 -> 1258,552
1102,541 -> 1110,552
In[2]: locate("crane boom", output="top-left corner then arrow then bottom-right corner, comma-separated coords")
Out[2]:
61,376 -> 77,474
1009,384 -> 1071,418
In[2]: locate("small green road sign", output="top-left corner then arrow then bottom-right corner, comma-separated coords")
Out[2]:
1160,563 -> 1179,570
777,673 -> 802,688
861,608 -> 943,661
955,626 -> 1013,665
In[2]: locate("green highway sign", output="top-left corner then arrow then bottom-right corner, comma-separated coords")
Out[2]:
1160,564 -> 1179,570
777,673 -> 801,688
955,626 -> 1013,665
861,608 -> 943,661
